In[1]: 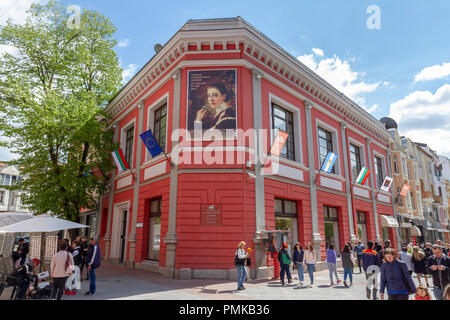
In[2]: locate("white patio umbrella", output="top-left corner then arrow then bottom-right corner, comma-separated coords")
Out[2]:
0,212 -> 35,255
0,214 -> 89,233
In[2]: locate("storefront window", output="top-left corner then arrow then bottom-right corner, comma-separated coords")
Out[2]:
274,198 -> 298,252
357,211 -> 367,244
324,206 -> 340,253
148,198 -> 162,261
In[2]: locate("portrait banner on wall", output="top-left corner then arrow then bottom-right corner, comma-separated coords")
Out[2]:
187,69 -> 237,132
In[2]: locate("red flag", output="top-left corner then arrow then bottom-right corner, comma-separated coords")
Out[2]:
270,130 -> 289,157
399,183 -> 410,197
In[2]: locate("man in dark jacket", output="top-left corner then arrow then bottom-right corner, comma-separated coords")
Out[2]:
353,241 -> 366,273
84,237 -> 101,296
362,241 -> 379,300
16,238 -> 29,266
379,248 -> 416,300
79,236 -> 89,281
277,242 -> 292,286
427,244 -> 450,300
424,242 -> 433,259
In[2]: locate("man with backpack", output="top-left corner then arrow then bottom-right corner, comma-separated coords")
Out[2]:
277,242 -> 293,286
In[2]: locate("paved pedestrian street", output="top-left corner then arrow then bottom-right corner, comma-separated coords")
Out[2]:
1,262 -> 439,300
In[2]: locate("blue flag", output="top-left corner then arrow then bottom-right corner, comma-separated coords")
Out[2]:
140,129 -> 163,157
321,152 -> 337,173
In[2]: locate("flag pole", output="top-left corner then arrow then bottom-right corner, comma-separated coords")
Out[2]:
162,152 -> 174,169
314,155 -> 329,185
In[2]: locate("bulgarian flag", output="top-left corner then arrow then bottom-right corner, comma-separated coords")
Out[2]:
111,149 -> 129,173
356,167 -> 370,185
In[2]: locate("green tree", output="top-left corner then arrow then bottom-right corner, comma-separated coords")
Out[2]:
0,0 -> 122,220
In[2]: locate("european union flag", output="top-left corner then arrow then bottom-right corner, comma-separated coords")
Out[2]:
140,129 -> 163,157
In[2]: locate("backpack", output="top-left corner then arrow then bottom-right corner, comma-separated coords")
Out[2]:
282,252 -> 291,265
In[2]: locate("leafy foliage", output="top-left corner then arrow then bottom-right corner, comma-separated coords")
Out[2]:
0,0 -> 122,220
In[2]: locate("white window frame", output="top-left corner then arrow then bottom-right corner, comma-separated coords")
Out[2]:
145,93 -> 170,162
268,93 -> 303,164
0,190 -> 4,204
348,137 -> 367,182
373,151 -> 387,190
120,118 -> 136,169
315,119 -> 341,177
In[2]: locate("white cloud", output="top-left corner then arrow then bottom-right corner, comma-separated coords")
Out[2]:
297,49 -> 380,113
312,48 -> 324,56
414,62 -> 450,83
389,83 -> 450,157
122,63 -> 138,83
118,39 -> 130,48
0,0 -> 34,26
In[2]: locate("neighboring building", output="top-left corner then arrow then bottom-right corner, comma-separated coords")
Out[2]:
0,163 -> 29,214
97,18 -> 396,279
382,119 -> 423,247
414,144 -> 449,243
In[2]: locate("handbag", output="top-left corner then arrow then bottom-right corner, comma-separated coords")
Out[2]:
350,253 -> 356,266
234,250 -> 245,266
66,252 -> 75,274
246,258 -> 252,266
281,252 -> 291,265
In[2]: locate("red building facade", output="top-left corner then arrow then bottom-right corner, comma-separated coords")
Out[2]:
98,18 -> 397,279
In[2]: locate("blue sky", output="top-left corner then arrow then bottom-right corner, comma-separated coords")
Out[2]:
1,0 -> 450,160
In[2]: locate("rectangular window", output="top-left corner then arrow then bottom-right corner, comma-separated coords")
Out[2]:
349,143 -> 362,181
153,104 -> 167,152
374,156 -> 383,189
0,190 -> 4,204
323,206 -> 340,252
393,155 -> 398,173
148,197 -> 162,261
9,191 -> 15,206
274,198 -> 298,252
318,127 -> 334,174
357,211 -> 366,223
0,174 -> 11,186
411,192 -> 416,210
274,198 -> 298,217
124,126 -> 134,168
407,163 -> 411,179
397,187 -> 403,206
272,104 -> 295,161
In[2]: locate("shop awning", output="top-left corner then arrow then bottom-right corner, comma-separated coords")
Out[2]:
380,215 -> 399,228
410,225 -> 421,237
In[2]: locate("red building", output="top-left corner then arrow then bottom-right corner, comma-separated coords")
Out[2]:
98,18 -> 397,279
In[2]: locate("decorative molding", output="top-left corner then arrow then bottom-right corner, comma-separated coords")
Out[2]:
104,18 -> 390,145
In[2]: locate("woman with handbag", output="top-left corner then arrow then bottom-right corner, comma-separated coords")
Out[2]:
341,244 -> 354,287
277,242 -> 293,286
50,241 -> 74,300
379,248 -> 416,300
235,241 -> 249,291
304,243 -> 316,288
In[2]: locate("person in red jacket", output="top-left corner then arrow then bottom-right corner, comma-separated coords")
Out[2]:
414,285 -> 431,300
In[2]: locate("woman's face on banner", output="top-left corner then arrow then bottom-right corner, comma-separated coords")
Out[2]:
207,87 -> 226,110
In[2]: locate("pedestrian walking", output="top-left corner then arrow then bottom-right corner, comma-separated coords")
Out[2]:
79,236 -> 89,280
234,241 -> 249,291
292,242 -> 305,287
84,237 -> 101,296
379,248 -> 416,300
398,246 -> 413,276
304,243 -> 316,288
424,242 -> 433,260
65,241 -> 82,295
411,246 -> 430,287
50,241 -> 74,300
353,241 -> 365,273
427,244 -> 450,300
277,242 -> 293,286
362,240 -> 379,300
436,240 -> 449,255
374,241 -> 382,253
326,243 -> 341,285
377,239 -> 391,267
341,244 -> 354,287
14,238 -> 29,267
413,285 -> 431,300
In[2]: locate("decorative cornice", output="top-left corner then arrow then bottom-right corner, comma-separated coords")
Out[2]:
105,17 -> 390,144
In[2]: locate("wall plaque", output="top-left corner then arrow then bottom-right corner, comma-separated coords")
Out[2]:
201,204 -> 222,226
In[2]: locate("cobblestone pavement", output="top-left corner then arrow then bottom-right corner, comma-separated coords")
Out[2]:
1,262 -> 438,300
